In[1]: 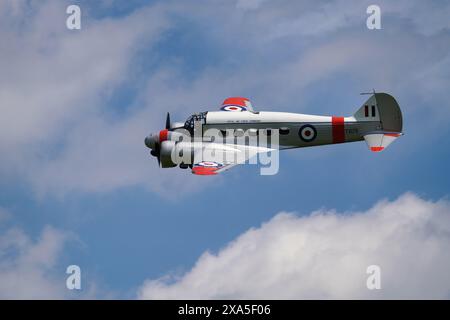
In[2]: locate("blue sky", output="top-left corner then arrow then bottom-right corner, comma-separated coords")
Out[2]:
1,0 -> 450,299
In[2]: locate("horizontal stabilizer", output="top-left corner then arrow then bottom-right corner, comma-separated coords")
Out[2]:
364,132 -> 403,152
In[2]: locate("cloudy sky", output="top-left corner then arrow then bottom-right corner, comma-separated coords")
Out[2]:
1,0 -> 450,299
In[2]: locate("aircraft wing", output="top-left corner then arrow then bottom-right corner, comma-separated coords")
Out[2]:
191,142 -> 274,175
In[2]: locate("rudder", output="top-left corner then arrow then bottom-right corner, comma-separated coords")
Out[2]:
354,92 -> 403,152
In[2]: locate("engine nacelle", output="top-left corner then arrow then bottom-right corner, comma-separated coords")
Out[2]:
160,140 -> 178,168
160,140 -> 195,168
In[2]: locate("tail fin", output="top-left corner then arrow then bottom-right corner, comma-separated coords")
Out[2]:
354,92 -> 403,152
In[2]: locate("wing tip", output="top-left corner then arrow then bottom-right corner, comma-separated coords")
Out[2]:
192,167 -> 219,175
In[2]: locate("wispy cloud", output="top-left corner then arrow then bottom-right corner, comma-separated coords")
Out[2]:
0,208 -> 108,299
138,193 -> 450,299
0,220 -> 70,299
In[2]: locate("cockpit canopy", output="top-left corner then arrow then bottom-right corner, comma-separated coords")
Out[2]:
184,111 -> 208,132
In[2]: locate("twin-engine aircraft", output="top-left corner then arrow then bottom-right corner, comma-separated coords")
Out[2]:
144,93 -> 403,175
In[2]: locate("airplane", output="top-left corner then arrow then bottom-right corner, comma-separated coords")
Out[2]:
144,92 -> 403,175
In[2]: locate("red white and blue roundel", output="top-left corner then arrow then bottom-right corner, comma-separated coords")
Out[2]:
196,161 -> 223,168
192,161 -> 224,175
220,97 -> 253,112
299,124 -> 317,142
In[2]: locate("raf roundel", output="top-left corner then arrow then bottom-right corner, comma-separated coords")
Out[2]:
221,105 -> 247,112
197,161 -> 222,167
299,124 -> 317,142
220,97 -> 252,112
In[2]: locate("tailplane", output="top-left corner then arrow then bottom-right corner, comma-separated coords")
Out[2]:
363,132 -> 403,152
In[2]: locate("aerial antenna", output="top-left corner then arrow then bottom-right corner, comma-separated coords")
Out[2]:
360,88 -> 377,95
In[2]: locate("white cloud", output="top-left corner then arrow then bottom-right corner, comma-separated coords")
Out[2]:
28,106 -> 214,197
0,0 -> 172,191
0,210 -> 106,299
0,207 -> 113,299
1,0 -> 450,197
138,193 -> 450,299
0,223 -> 70,299
0,0 -> 223,197
0,1 -> 166,149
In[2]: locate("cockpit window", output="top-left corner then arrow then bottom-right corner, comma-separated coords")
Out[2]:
184,112 -> 208,132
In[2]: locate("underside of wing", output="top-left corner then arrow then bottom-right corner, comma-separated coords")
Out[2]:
191,162 -> 237,175
191,143 -> 273,175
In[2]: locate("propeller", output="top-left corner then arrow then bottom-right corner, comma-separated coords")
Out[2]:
148,113 -> 171,166
154,142 -> 161,166
165,112 -> 171,130
150,137 -> 162,166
